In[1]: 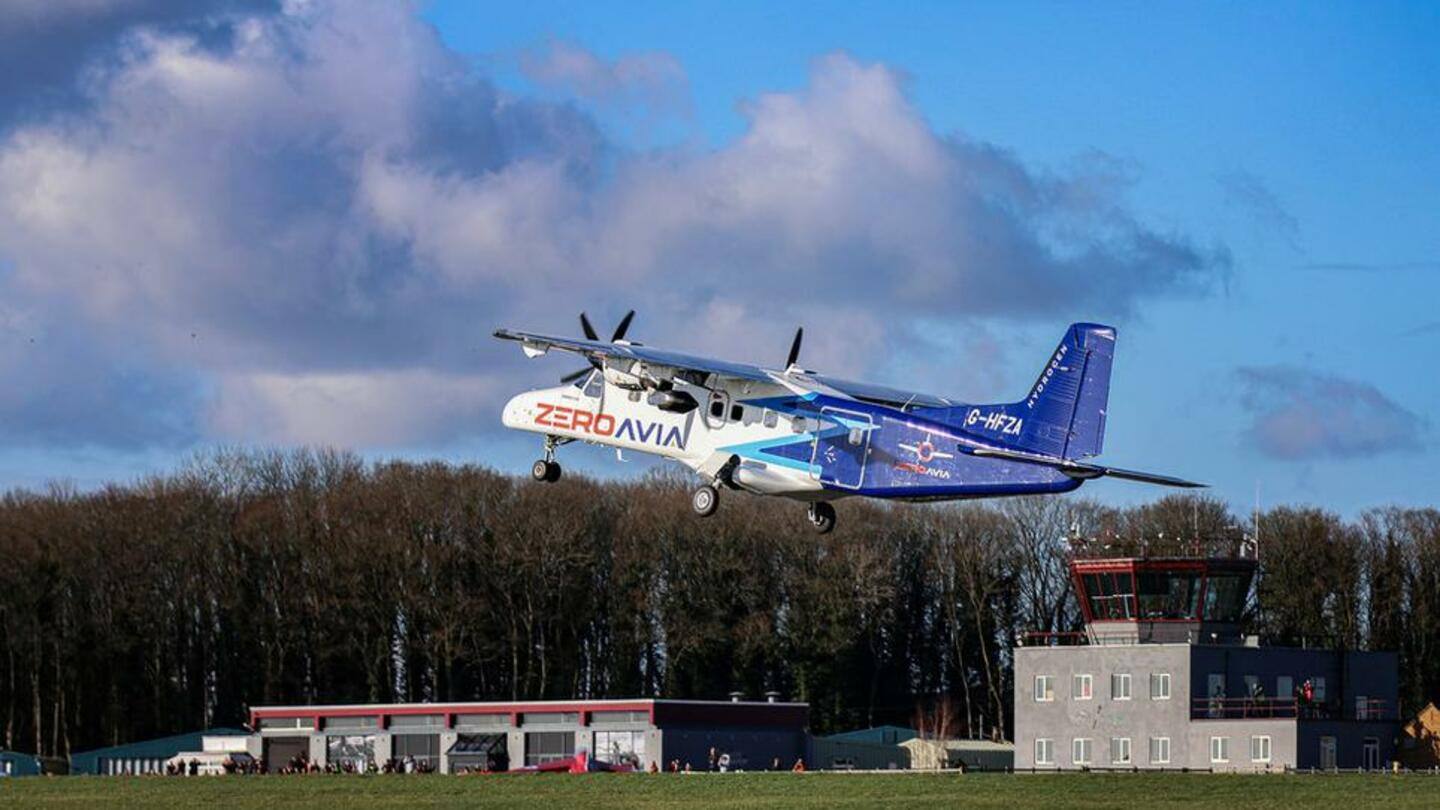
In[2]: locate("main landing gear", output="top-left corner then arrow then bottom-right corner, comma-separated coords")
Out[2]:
691,484 -> 720,517
807,502 -> 836,535
531,436 -> 563,483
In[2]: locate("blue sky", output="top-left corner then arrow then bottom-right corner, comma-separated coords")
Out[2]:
0,1 -> 1435,516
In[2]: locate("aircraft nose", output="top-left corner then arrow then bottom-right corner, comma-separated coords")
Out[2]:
501,393 -> 528,429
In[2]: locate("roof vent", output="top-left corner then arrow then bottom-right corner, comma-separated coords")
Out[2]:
764,691 -> 781,703
728,691 -> 743,703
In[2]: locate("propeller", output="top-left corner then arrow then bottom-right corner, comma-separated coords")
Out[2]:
785,326 -> 804,369
563,310 -> 637,384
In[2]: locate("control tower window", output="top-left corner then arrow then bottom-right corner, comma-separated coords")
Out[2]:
1081,572 -> 1135,620
1202,572 -> 1250,622
1137,571 -> 1202,620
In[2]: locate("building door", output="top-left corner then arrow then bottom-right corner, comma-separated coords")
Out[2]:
1319,736 -> 1337,770
1363,738 -> 1380,771
810,408 -> 871,489
263,737 -> 310,773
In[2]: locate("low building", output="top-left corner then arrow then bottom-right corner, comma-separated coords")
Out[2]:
1014,555 -> 1400,772
900,738 -> 1014,771
249,698 -> 808,773
70,728 -> 250,776
1,750 -> 43,777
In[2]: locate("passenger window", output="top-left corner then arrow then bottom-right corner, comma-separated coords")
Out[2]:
848,427 -> 864,446
710,399 -> 725,419
763,410 -> 778,429
730,404 -> 744,422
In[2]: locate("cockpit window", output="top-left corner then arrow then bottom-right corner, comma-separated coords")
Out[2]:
583,371 -> 605,398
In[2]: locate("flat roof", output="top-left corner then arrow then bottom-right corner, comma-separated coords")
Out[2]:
250,698 -> 810,730
252,698 -> 805,713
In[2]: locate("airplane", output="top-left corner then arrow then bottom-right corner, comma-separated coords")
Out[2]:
494,314 -> 1201,533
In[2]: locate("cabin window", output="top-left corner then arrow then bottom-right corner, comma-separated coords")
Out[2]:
730,404 -> 744,422
848,427 -> 864,446
763,410 -> 778,429
710,399 -> 725,419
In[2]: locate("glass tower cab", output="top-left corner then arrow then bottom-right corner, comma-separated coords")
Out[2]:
1070,557 -> 1257,645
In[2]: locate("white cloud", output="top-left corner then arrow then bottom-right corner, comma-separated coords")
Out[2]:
0,3 -> 1227,452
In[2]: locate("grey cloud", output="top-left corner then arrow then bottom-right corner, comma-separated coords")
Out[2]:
0,0 -> 278,130
0,6 -> 1229,452
1234,365 -> 1425,461
1217,169 -> 1300,248
519,39 -> 690,116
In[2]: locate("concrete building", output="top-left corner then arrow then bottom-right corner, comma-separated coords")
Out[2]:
1014,555 -> 1399,772
70,728 -> 251,775
249,698 -> 808,773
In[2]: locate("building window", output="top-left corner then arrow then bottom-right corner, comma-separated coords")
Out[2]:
524,732 -> 576,767
258,716 -> 307,730
454,713 -> 509,730
1210,736 -> 1230,763
1034,675 -> 1055,702
1073,674 -> 1093,701
326,735 -> 376,771
392,734 -> 439,772
1250,735 -> 1271,763
1150,673 -> 1171,700
1072,738 -> 1092,765
1034,738 -> 1054,766
594,731 -> 646,768
1110,737 -> 1132,765
521,712 -> 579,726
1149,737 -> 1171,765
389,714 -> 443,730
589,710 -> 648,725
324,715 -> 378,731
1111,673 -> 1132,701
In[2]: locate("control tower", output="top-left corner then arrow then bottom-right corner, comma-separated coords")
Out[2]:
1014,553 -> 1399,772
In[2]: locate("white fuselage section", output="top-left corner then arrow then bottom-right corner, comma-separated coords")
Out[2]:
501,371 -> 826,498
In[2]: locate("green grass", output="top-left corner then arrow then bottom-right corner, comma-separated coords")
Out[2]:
1,772 -> 1434,809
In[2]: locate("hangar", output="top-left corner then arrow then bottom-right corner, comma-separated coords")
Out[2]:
69,728 -> 250,775
249,698 -> 809,773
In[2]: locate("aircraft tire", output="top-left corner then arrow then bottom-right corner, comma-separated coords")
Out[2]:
532,460 -> 561,483
808,502 -> 836,534
691,485 -> 719,517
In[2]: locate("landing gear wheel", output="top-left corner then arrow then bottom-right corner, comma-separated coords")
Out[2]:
531,460 -> 561,483
808,502 -> 836,534
691,485 -> 719,517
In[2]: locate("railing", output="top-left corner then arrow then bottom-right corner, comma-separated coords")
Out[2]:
1192,697 -> 1299,719
1191,697 -> 1395,721
1018,632 -> 1089,647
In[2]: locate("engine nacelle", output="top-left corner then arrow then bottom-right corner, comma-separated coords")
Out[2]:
647,389 -> 698,414
732,462 -> 811,496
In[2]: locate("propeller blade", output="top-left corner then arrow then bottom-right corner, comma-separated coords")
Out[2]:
786,327 -> 804,368
611,310 -> 635,342
560,367 -> 593,385
579,312 -> 599,341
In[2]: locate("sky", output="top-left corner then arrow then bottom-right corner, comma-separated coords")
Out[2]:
0,0 -> 1435,516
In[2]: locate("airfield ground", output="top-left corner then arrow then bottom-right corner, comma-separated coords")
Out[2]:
1,772 -> 1435,809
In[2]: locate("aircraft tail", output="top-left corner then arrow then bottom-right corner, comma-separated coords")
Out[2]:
961,323 -> 1115,460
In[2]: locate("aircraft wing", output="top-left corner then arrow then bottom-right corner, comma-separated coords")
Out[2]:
494,328 -> 776,384
798,373 -> 960,409
965,445 -> 1205,488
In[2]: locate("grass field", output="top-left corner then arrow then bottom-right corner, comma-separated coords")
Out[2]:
1,772 -> 1435,809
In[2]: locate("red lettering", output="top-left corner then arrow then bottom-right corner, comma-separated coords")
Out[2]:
551,406 -> 572,429
572,410 -> 593,432
593,413 -> 615,436
535,403 -> 555,426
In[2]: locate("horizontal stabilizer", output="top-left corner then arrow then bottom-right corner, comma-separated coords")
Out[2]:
965,446 -> 1205,489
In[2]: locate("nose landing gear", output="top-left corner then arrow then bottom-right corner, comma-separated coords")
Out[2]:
531,435 -> 565,483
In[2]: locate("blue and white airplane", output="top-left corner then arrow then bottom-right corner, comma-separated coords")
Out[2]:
495,314 -> 1200,533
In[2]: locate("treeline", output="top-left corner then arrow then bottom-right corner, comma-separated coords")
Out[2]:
1,448 -> 1438,757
